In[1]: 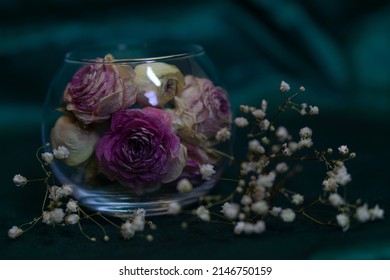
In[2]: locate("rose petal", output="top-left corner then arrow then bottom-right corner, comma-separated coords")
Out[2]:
162,144 -> 188,183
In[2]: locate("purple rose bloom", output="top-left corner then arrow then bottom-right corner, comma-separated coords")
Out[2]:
181,75 -> 231,140
64,57 -> 137,124
96,107 -> 187,188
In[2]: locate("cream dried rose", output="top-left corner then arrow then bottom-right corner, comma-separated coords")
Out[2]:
51,115 -> 100,166
134,62 -> 184,107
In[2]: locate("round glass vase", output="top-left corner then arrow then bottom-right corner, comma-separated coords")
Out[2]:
42,43 -> 232,217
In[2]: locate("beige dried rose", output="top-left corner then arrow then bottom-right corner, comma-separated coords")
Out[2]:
134,62 -> 184,107
51,115 -> 100,166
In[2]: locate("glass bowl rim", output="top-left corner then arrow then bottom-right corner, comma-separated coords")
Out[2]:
64,42 -> 205,64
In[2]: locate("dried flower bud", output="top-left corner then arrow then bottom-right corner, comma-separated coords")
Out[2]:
279,80 -> 290,92
168,201 -> 181,215
221,202 -> 240,219
121,221 -> 135,240
234,117 -> 249,128
8,226 -> 23,239
199,164 -> 216,180
13,174 -> 27,187
280,208 -> 296,222
177,178 -> 193,193
338,145 -> 349,156
309,106 -> 319,115
66,199 -> 78,213
134,62 -> 184,107
329,193 -> 345,207
51,115 -> 99,166
41,152 -> 54,165
336,213 -> 350,231
251,201 -> 269,215
65,214 -> 80,225
292,194 -> 304,205
196,206 -> 210,222
215,127 -> 231,142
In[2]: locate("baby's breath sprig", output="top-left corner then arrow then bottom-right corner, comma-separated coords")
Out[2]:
9,81 -> 385,240
9,144 -> 152,241
173,81 -> 384,235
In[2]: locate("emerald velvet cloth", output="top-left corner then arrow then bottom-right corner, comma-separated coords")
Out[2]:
1,0 -> 389,259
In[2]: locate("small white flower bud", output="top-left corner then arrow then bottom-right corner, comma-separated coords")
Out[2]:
260,119 -> 270,130
234,221 -> 245,235
292,194 -> 304,205
275,126 -> 289,141
251,201 -> 268,215
329,193 -> 344,207
196,206 -> 210,222
199,164 -> 216,180
276,162 -> 289,173
261,137 -> 270,145
261,99 -> 268,112
252,109 -> 265,119
299,127 -> 313,139
355,204 -> 370,223
243,222 -> 254,234
240,195 -> 252,205
13,174 -> 27,187
65,214 -> 80,225
253,221 -> 266,234
234,117 -> 249,128
338,145 -> 349,156
336,213 -> 350,231
221,202 -> 240,220
41,152 -> 54,165
248,139 -> 265,154
8,226 -> 23,239
59,184 -> 73,197
279,80 -> 290,92
240,105 -> 250,113
177,178 -> 193,193
168,201 -> 181,215
270,207 -> 282,216
146,234 -> 154,242
298,138 -> 313,149
369,205 -> 384,220
121,221 -> 135,240
66,199 -> 78,213
280,208 -> 296,222
215,127 -> 231,142
309,106 -> 319,115
53,146 -> 70,159
238,213 -> 246,220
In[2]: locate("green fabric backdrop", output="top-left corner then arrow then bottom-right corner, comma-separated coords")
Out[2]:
1,0 -> 389,259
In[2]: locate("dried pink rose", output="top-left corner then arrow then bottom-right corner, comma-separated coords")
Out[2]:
96,107 -> 187,189
180,75 -> 231,140
64,56 -> 137,124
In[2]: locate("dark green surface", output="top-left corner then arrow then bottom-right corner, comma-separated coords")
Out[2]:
1,0 -> 390,259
